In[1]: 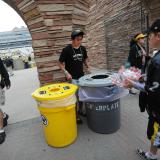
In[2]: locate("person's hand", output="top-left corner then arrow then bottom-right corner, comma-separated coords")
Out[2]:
139,76 -> 144,83
139,74 -> 146,83
66,73 -> 72,81
123,79 -> 133,89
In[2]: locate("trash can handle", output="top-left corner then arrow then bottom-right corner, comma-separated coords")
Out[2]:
49,87 -> 60,92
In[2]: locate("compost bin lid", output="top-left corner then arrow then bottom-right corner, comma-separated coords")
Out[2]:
79,72 -> 113,87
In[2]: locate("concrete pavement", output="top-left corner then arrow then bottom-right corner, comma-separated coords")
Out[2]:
1,68 -> 40,124
0,68 -> 153,160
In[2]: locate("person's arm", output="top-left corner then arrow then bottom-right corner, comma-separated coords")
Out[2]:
58,61 -> 72,80
58,61 -> 66,73
131,81 -> 145,92
0,59 -> 11,89
58,48 -> 72,80
124,78 -> 146,92
126,60 -> 160,93
84,58 -> 89,68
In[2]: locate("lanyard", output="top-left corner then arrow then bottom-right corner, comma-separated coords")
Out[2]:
71,46 -> 83,61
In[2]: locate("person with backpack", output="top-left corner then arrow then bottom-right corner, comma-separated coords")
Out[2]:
127,33 -> 148,94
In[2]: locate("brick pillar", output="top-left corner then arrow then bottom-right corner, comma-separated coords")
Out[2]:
3,0 -> 89,85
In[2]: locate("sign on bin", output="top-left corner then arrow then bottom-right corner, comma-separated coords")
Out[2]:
87,100 -> 119,112
41,115 -> 48,126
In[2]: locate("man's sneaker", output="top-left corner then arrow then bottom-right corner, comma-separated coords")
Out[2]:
3,113 -> 9,127
0,130 -> 6,144
136,148 -> 157,160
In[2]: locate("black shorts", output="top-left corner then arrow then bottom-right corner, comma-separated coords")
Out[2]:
147,116 -> 160,141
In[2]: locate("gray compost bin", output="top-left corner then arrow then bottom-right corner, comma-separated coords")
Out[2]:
78,72 -> 128,134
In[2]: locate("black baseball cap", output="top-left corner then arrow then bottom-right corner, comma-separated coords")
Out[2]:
148,19 -> 160,34
71,29 -> 84,40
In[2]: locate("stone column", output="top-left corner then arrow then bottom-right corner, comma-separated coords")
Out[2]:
3,0 -> 89,85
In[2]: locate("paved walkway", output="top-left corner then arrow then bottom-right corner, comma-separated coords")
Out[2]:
0,68 -> 154,160
2,68 -> 40,124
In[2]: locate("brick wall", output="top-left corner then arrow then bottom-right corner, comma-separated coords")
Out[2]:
3,0 -> 160,84
4,0 -> 89,85
86,0 -> 160,70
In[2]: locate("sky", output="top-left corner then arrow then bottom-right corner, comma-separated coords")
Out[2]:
0,0 -> 26,32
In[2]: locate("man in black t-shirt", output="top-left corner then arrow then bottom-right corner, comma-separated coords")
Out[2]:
59,29 -> 90,124
59,29 -> 89,80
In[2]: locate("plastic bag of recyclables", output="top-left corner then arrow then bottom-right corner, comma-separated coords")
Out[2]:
111,66 -> 142,87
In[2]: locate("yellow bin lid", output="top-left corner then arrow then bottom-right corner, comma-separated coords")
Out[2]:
32,83 -> 78,101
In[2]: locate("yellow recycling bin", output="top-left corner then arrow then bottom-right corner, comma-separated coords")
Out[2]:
32,83 -> 78,148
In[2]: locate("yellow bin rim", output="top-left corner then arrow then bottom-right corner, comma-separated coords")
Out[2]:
32,83 -> 78,101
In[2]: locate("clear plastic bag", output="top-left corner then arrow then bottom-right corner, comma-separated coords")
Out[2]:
78,86 -> 128,102
111,66 -> 141,87
37,94 -> 77,108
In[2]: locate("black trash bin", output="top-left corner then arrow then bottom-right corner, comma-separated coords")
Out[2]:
78,72 -> 128,134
